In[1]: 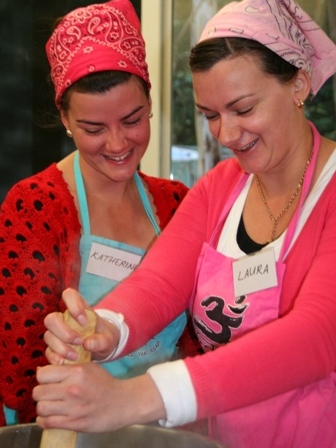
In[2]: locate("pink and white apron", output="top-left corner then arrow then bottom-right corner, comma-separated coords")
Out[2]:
191,123 -> 336,447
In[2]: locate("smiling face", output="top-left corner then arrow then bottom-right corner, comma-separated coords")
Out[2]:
192,53 -> 310,176
61,76 -> 152,186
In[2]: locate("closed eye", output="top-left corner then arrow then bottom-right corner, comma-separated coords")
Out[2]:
236,107 -> 253,116
200,111 -> 219,121
124,117 -> 142,126
84,128 -> 103,135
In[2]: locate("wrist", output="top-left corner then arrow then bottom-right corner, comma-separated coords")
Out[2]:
94,309 -> 129,361
127,374 -> 166,424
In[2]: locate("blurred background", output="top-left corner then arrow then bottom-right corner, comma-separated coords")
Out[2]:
0,0 -> 335,201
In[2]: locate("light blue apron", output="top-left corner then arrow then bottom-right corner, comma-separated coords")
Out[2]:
3,152 -> 186,425
75,151 -> 187,379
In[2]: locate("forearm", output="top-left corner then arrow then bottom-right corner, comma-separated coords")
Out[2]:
97,184 -> 211,353
121,374 -> 166,426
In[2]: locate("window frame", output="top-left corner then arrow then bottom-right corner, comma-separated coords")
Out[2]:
141,0 -> 172,179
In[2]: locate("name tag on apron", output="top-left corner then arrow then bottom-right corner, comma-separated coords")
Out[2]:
233,247 -> 278,297
86,242 -> 142,282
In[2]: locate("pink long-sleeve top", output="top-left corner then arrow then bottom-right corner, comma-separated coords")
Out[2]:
98,156 -> 336,419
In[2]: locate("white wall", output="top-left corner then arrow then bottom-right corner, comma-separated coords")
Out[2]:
141,0 -> 172,179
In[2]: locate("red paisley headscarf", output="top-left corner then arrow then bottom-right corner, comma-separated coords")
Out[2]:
46,0 -> 151,109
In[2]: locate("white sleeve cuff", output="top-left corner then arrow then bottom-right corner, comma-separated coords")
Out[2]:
95,309 -> 129,361
147,359 -> 197,427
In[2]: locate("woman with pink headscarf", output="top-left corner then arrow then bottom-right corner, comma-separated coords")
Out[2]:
34,0 -> 336,446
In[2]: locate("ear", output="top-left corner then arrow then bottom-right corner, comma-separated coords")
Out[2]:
292,69 -> 311,104
60,111 -> 70,131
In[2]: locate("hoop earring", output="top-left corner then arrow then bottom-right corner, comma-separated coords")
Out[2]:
297,99 -> 304,109
149,112 -> 153,118
66,129 -> 73,138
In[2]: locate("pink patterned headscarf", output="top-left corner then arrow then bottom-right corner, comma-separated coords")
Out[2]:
46,0 -> 150,109
199,0 -> 336,94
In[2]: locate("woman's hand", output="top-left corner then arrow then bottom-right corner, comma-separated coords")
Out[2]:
44,288 -> 119,364
33,364 -> 166,433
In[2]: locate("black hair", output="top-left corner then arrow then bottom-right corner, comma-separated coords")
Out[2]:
60,70 -> 150,112
189,37 -> 298,85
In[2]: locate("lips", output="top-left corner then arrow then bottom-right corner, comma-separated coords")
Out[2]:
103,148 -> 133,162
231,138 -> 258,153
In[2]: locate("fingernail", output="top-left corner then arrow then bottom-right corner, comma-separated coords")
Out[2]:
68,350 -> 79,361
77,314 -> 87,326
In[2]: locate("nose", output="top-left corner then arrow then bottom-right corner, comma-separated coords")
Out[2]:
105,127 -> 128,152
211,116 -> 242,148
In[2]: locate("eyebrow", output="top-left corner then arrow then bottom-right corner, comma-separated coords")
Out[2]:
76,105 -> 145,125
195,94 -> 255,111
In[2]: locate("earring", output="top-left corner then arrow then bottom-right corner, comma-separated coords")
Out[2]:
66,129 -> 73,138
297,99 -> 304,109
149,112 -> 153,118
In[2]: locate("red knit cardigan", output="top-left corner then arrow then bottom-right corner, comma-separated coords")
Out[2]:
0,163 -> 188,424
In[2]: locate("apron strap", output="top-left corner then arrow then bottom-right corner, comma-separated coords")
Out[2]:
279,121 -> 321,260
74,153 -> 161,236
74,151 -> 91,234
134,172 -> 161,235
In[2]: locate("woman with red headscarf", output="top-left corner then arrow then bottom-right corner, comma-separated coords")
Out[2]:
0,0 -> 190,426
